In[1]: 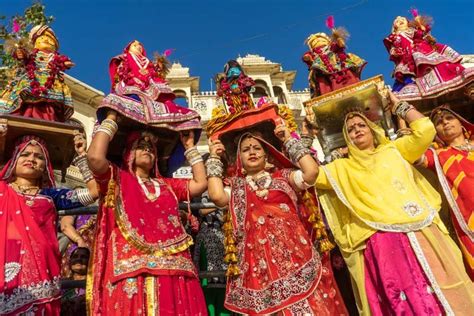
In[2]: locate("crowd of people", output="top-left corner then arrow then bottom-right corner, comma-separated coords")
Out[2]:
0,8 -> 473,316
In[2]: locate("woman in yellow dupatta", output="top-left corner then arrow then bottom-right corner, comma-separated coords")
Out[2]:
315,91 -> 473,315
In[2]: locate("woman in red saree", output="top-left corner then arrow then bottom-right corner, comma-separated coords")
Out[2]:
207,125 -> 347,315
420,107 -> 474,280
86,110 -> 208,315
0,135 -> 97,315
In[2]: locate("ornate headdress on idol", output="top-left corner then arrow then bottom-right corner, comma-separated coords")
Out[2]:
29,25 -> 59,48
305,32 -> 331,50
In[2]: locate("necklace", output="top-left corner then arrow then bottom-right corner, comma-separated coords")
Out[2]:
130,52 -> 150,75
453,140 -> 474,152
137,177 -> 161,202
11,182 -> 40,206
245,171 -> 272,199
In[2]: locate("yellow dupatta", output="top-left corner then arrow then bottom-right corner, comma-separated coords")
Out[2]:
316,115 -> 447,314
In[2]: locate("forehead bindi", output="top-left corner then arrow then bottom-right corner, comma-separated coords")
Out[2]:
346,116 -> 365,128
241,138 -> 262,148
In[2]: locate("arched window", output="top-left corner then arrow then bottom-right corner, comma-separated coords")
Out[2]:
252,79 -> 270,100
273,86 -> 287,104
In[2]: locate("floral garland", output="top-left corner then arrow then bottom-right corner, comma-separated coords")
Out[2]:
245,171 -> 272,199
217,74 -> 255,114
26,49 -> 70,97
312,44 -> 350,83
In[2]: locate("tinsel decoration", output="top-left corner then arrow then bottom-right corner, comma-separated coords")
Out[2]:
222,210 -> 240,277
104,168 -> 116,209
302,191 -> 334,253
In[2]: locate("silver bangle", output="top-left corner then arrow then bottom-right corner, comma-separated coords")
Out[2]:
72,154 -> 93,183
75,188 -> 95,206
300,135 -> 314,149
284,138 -> 311,165
205,157 -> 224,178
96,119 -> 118,140
394,101 -> 415,120
184,146 -> 203,166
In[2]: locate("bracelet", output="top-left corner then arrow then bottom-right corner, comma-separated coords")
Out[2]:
300,134 -> 314,149
284,138 -> 311,165
394,101 -> 415,120
72,154 -> 93,183
205,157 -> 224,178
75,188 -> 95,206
184,146 -> 203,166
73,235 -> 83,243
96,119 -> 118,140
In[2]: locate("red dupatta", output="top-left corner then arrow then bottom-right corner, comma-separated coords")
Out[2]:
0,136 -> 60,315
117,132 -> 191,252
224,133 -> 328,314
87,131 -> 194,315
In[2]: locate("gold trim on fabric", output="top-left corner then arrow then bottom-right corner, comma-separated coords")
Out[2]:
114,192 -> 193,256
321,165 -> 436,232
145,277 -> 156,316
85,222 -> 97,315
406,232 -> 455,315
430,148 -> 474,242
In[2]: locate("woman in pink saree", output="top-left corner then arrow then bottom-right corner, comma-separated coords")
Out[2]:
86,110 -> 208,315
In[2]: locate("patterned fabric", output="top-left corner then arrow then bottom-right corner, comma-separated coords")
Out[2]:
0,136 -> 86,315
87,131 -> 207,315
223,134 -> 347,315
302,43 -> 366,97
425,146 -> 474,280
0,50 -> 73,121
384,26 -> 474,100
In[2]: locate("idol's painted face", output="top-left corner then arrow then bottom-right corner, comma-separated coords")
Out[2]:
393,16 -> 409,32
240,137 -> 266,175
14,144 -> 46,181
346,116 -> 375,151
434,111 -> 465,144
34,33 -> 57,51
227,66 -> 241,80
129,40 -> 144,55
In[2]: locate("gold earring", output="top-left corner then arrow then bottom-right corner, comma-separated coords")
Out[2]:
241,168 -> 247,175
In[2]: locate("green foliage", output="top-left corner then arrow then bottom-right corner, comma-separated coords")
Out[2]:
0,1 -> 54,88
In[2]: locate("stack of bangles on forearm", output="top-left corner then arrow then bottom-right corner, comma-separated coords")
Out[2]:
284,138 -> 311,164
300,134 -> 315,149
73,154 -> 93,183
205,155 -> 224,178
97,118 -> 118,140
184,147 -> 203,166
394,101 -> 415,120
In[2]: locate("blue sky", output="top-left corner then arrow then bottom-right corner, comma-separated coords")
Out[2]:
2,0 -> 473,94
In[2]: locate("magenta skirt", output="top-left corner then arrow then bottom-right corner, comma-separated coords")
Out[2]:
364,231 -> 443,315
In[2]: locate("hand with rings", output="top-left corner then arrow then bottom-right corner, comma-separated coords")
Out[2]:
274,123 -> 291,142
209,139 -> 225,158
